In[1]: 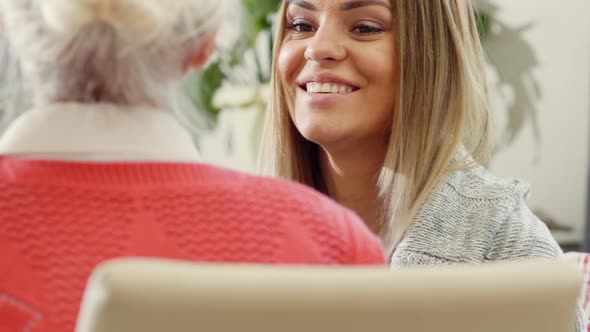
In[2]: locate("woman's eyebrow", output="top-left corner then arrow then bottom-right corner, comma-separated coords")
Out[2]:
285,0 -> 391,11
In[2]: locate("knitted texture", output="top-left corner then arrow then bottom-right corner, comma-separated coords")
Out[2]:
0,157 -> 385,332
391,164 -> 562,265
390,163 -> 585,332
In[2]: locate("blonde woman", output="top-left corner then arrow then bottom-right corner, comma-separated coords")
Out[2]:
0,0 -> 386,330
261,0 -> 586,326
263,0 -> 563,263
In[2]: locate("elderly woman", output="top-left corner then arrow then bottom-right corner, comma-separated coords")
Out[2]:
0,1 -> 385,331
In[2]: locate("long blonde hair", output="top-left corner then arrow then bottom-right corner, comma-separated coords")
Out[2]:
260,0 -> 493,250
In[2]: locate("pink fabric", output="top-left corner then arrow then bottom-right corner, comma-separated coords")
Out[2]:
564,252 -> 590,331
0,157 -> 385,332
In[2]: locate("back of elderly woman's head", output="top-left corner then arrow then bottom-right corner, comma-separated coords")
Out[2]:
0,0 -> 224,109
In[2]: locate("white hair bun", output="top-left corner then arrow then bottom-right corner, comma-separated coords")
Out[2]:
39,0 -> 180,39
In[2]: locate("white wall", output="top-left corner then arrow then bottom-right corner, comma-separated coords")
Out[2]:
486,0 -> 590,243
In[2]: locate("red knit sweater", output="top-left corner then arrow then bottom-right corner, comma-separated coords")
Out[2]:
0,157 -> 385,332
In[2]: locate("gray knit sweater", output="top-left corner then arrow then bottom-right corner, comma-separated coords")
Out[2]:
390,163 -> 586,331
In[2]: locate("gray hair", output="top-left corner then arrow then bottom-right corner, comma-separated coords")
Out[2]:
0,36 -> 29,132
0,0 -> 225,129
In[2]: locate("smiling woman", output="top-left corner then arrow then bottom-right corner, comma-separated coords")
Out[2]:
260,2 -> 585,328
280,0 -> 395,153
262,0 -> 492,245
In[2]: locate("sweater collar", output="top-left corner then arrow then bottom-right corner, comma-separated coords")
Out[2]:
0,103 -> 200,162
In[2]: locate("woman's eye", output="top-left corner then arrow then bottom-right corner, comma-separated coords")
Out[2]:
352,24 -> 384,34
287,21 -> 315,33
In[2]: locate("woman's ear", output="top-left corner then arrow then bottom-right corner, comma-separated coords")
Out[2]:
183,31 -> 217,72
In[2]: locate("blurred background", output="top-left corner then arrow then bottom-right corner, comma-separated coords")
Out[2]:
1,0 -> 589,251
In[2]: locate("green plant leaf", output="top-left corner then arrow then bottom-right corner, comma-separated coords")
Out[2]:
185,61 -> 225,122
475,10 -> 492,41
242,0 -> 281,47
186,0 -> 281,124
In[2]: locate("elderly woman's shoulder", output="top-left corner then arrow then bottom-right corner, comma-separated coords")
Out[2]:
217,167 -> 355,216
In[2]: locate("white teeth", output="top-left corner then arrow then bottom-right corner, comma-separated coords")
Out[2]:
306,82 -> 353,94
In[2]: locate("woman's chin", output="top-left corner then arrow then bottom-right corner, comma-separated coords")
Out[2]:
299,127 -> 348,148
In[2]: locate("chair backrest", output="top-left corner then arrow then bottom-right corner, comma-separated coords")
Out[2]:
76,258 -> 582,332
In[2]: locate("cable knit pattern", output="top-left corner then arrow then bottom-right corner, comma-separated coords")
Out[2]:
391,163 -> 585,331
0,157 -> 385,332
391,164 -> 561,264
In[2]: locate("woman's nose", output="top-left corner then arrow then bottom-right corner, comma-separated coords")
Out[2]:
304,24 -> 346,63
